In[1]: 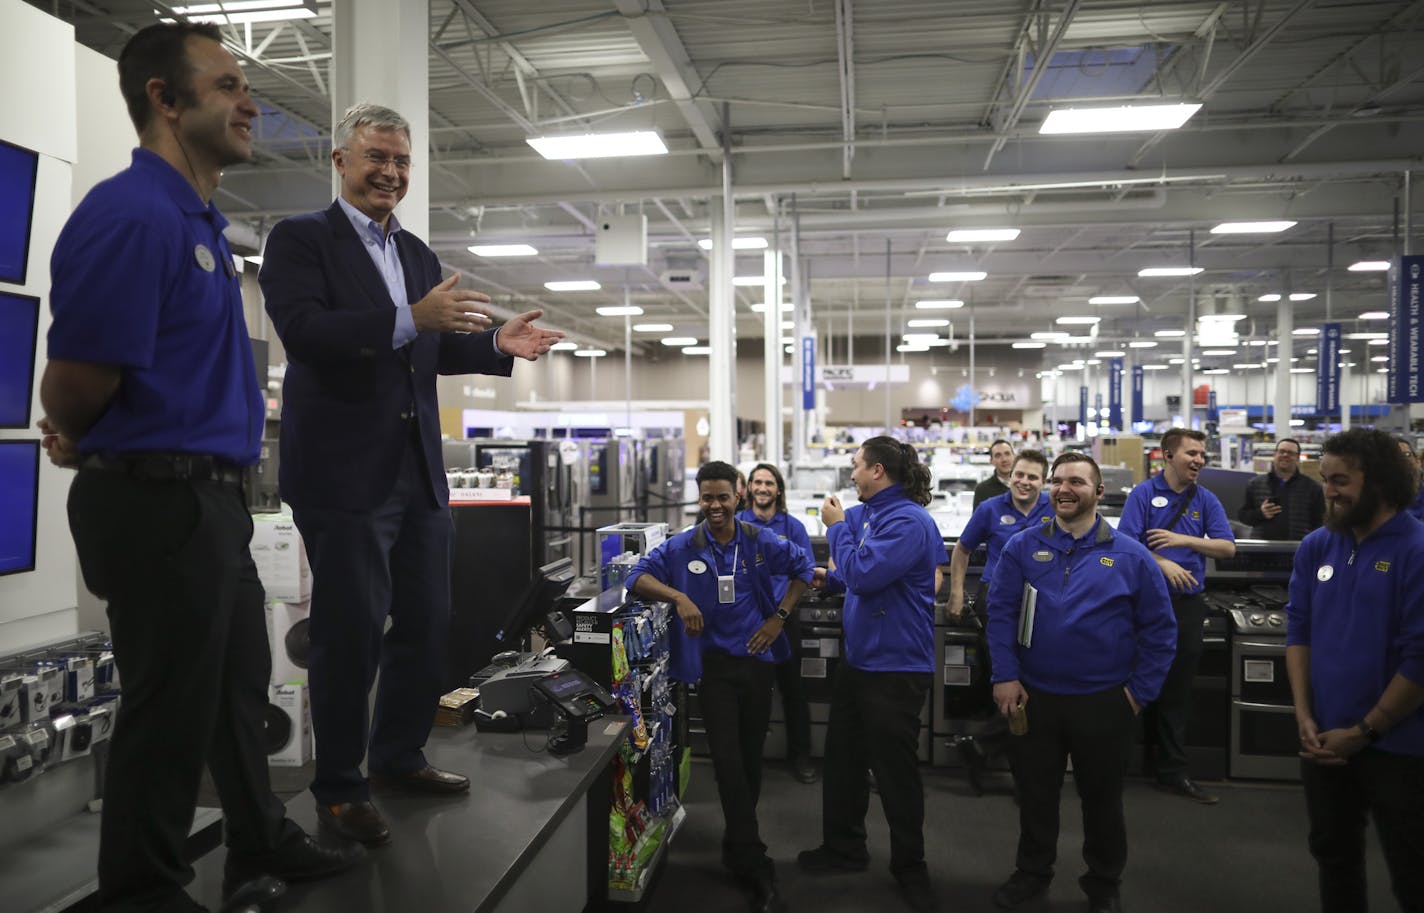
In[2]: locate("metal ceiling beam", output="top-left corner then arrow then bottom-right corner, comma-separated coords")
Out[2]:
1267,0 -> 1424,112
612,0 -> 721,153
1127,0 -> 1318,167
448,0 -> 585,124
1282,60 -> 1424,161
983,0 -> 1081,170
834,0 -> 856,179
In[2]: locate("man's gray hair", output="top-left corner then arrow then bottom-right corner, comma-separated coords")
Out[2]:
332,103 -> 410,151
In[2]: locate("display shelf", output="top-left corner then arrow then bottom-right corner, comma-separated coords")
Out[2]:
608,803 -> 686,904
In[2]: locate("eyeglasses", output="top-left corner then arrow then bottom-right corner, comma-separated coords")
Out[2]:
360,150 -> 411,171
1277,449 -> 1301,457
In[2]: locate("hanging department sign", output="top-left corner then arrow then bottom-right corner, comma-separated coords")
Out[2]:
1316,323 -> 1341,414
801,336 -> 816,409
1131,364 -> 1144,425
816,364 -> 911,385
1388,256 -> 1424,403
1108,358 -> 1123,431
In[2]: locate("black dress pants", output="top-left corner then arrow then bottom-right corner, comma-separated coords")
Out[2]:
1151,591 -> 1205,781
68,470 -> 288,913
1302,748 -> 1424,913
773,614 -> 813,760
1013,685 -> 1136,903
821,664 -> 931,875
698,650 -> 777,877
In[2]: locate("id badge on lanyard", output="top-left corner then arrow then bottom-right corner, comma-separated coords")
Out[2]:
717,541 -> 739,604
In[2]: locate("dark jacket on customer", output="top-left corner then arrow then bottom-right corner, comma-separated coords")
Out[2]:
1238,471 -> 1325,540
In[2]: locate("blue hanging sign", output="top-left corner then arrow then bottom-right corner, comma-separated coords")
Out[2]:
801,336 -> 816,410
1079,385 -> 1088,427
1388,257 -> 1424,403
1131,364 -> 1145,425
1108,358 -> 1124,431
1316,323 -> 1341,414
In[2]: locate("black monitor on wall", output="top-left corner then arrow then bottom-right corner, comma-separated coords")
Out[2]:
0,292 -> 40,428
0,440 -> 40,576
0,139 -> 40,285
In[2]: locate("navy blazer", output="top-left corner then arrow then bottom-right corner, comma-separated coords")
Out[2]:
260,201 -> 513,511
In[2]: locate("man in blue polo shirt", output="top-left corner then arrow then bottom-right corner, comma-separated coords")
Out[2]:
986,452 -> 1175,913
629,461 -> 812,913
1117,427 -> 1235,804
39,22 -> 362,913
1287,429 -> 1424,913
798,436 -> 947,913
948,449 -> 1052,621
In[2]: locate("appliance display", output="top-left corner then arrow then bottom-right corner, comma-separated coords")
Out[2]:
0,139 -> 40,285
0,440 -> 40,576
0,292 -> 39,427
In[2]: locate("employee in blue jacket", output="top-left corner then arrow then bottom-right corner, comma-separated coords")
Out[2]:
1286,429 -> 1424,913
797,437 -> 947,913
1395,438 -> 1424,522
628,461 -> 812,913
948,449 -> 1053,621
738,462 -> 820,784
1117,427 -> 1235,804
986,452 -> 1176,913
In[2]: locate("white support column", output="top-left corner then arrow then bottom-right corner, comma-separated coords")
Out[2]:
762,248 -> 784,463
1275,295 -> 1293,437
707,195 -> 735,463
331,0 -> 430,240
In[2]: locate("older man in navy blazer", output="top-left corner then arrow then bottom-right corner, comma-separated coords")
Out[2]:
260,103 -> 562,847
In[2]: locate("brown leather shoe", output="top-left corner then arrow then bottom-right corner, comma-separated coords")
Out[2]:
316,801 -> 391,847
370,765 -> 470,795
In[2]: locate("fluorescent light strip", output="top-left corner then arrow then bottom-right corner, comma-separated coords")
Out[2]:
1211,221 -> 1297,234
633,323 -> 673,332
1012,342 -> 1046,349
897,344 -> 930,353
526,131 -> 668,160
1292,327 -> 1320,336
596,306 -> 643,317
684,346 -> 712,355
697,237 -> 768,250
544,280 -> 601,291
661,337 -> 698,347
1128,341 -> 1157,348
1154,329 -> 1186,337
1031,332 -> 1070,341
550,341 -> 579,351
1358,311 -> 1389,320
1139,266 -> 1204,277
908,318 -> 950,328
1095,350 -> 1126,357
915,299 -> 964,309
572,349 -> 607,357
1089,295 -> 1140,305
945,228 -> 1020,243
1056,316 -> 1100,325
1348,260 -> 1391,272
468,244 -> 538,257
1039,102 -> 1201,135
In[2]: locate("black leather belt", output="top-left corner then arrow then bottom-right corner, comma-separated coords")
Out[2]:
81,452 -> 246,487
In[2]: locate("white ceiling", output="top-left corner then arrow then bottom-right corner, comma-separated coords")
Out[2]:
40,0 -> 1424,362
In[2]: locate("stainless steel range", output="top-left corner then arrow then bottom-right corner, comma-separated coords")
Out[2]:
1220,574 -> 1301,781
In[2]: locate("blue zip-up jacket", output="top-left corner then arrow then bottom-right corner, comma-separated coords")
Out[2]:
627,520 -> 814,684
1117,473 -> 1234,595
986,515 -> 1177,702
737,507 -> 815,606
1406,480 -> 1424,523
821,484 -> 948,673
957,491 -> 1054,584
1286,512 -> 1424,757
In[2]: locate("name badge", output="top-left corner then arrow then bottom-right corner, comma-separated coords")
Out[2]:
1031,550 -> 1053,563
717,574 -> 735,603
1151,495 -> 1169,508
1316,565 -> 1333,582
687,560 -> 707,574
194,244 -> 216,272
999,514 -> 1016,526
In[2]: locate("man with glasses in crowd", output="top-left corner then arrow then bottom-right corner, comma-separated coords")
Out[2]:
1238,439 -> 1325,540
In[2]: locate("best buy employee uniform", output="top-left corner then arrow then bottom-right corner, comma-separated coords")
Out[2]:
627,521 -> 813,878
1117,473 -> 1235,781
737,507 -> 817,763
986,516 -> 1176,903
958,491 -> 1053,615
1287,513 -> 1424,912
816,484 -> 948,877
47,149 -> 290,912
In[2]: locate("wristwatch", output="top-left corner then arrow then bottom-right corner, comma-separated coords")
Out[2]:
774,606 -> 792,621
1356,720 -> 1382,743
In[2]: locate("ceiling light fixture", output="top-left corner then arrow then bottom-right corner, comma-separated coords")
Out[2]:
572,348 -> 607,357
1056,316 -> 1101,325
908,318 -> 950,328
1348,260 -> 1391,272
1139,266 -> 1204,277
527,131 -> 668,160
468,243 -> 538,257
1154,329 -> 1187,337
1292,327 -> 1320,336
550,341 -> 579,351
1211,221 -> 1297,234
1089,295 -> 1140,305
1128,341 -> 1158,348
633,323 -> 673,332
596,306 -> 643,317
1012,342 -> 1047,349
1095,350 -> 1126,357
1031,331 -> 1071,341
946,228 -> 1020,243
1039,102 -> 1202,135
915,299 -> 965,309
684,346 -> 712,355
544,280 -> 601,291
661,337 -> 698,347
1358,311 -> 1390,320
170,1 -> 316,25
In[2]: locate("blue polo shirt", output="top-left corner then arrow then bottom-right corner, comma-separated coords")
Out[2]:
957,490 -> 1053,584
1117,473 -> 1234,595
1287,512 -> 1424,757
47,149 -> 262,464
736,507 -> 814,605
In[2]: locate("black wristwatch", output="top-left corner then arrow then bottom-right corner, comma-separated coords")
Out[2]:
1357,720 -> 1382,743
774,606 -> 792,621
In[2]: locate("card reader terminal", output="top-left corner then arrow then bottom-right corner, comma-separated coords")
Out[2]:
533,669 -> 616,720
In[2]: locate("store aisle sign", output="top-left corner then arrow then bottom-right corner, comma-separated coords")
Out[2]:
1108,358 -> 1123,431
1131,364 -> 1144,424
1388,256 -> 1424,403
816,364 -> 910,386
1316,323 -> 1341,414
801,336 -> 816,409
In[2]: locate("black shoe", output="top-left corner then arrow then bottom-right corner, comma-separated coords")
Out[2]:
791,756 -> 820,784
218,875 -> 286,913
370,764 -> 470,795
1154,776 -> 1219,805
317,801 -> 392,847
896,869 -> 939,913
741,861 -> 788,913
1087,895 -> 1123,913
797,845 -> 870,875
993,871 -> 1050,909
224,827 -> 366,892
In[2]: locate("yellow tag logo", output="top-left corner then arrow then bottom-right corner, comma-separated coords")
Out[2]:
1375,560 -> 1391,573
1100,557 -> 1115,567
756,552 -> 765,564
1191,511 -> 1200,519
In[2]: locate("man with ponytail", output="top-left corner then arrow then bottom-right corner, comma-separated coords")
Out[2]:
798,437 -> 948,913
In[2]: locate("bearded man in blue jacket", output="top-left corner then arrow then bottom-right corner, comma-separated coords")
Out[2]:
987,452 -> 1176,913
1287,429 -> 1424,913
796,436 -> 948,913
628,461 -> 812,913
